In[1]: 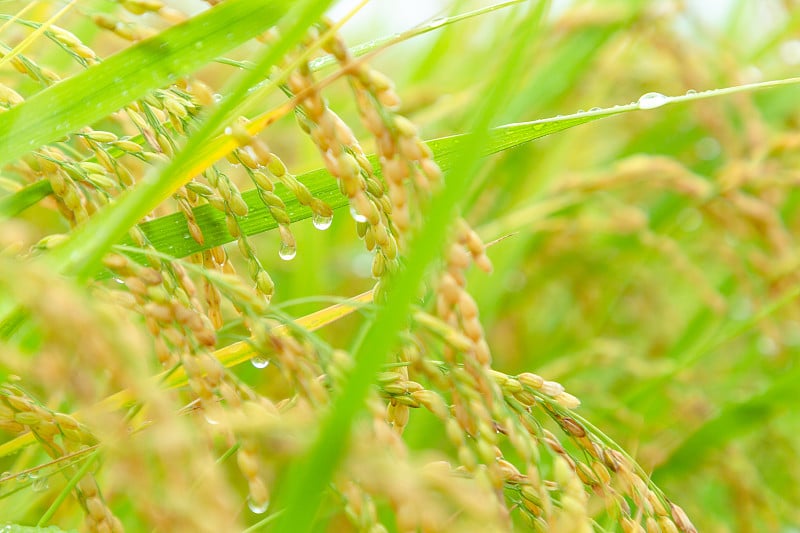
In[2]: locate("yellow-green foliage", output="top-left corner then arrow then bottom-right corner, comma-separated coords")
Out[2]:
0,1 -> 799,532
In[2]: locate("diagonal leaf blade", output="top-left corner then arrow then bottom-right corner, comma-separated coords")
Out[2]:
119,112 -> 622,263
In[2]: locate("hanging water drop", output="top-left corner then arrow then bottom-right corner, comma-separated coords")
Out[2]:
251,356 -> 269,369
349,206 -> 368,223
637,92 -> 668,110
279,242 -> 296,261
312,212 -> 333,230
247,496 -> 270,514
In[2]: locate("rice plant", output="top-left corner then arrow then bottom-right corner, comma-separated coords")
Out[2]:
1,0 -> 799,531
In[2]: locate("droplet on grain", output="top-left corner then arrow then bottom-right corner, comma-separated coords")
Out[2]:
637,92 -> 668,110
278,242 -> 296,261
349,206 -> 368,223
312,212 -> 333,230
247,496 -> 270,514
251,356 -> 269,369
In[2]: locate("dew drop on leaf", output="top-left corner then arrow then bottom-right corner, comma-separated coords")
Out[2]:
637,92 -> 668,110
427,17 -> 446,29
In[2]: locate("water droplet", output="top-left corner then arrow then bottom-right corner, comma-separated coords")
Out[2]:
16,473 -> 28,483
224,126 -> 233,136
31,476 -> 49,493
226,32 -> 235,40
312,212 -> 333,230
637,92 -> 668,110
589,107 -> 602,112
194,41 -> 203,49
247,496 -> 270,514
349,206 -> 367,223
251,356 -> 269,369
279,242 -> 296,261
427,17 -> 446,29
213,93 -> 223,103
203,412 -> 219,425
685,89 -> 697,95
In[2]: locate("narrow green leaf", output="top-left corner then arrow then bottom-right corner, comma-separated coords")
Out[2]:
0,181 -> 50,220
117,112 -> 621,265
0,0 -> 292,166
